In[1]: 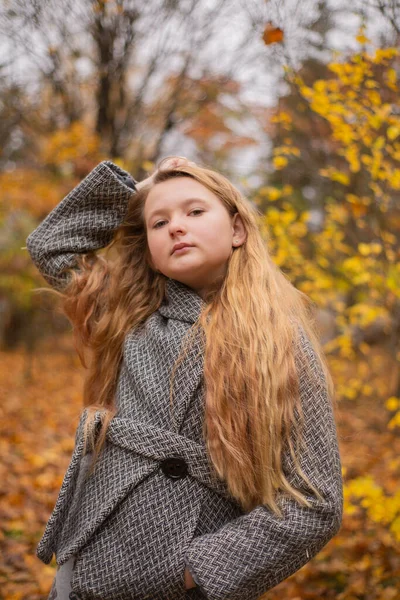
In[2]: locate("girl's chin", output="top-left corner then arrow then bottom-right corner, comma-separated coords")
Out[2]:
164,261 -> 204,278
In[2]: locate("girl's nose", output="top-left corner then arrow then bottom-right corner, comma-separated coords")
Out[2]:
168,219 -> 187,235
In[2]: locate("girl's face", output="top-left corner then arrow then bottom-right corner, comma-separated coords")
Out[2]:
144,177 -> 246,299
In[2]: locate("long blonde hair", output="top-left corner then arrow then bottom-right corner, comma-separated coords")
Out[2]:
48,159 -> 334,514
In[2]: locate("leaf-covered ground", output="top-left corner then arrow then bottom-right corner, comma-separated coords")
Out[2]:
0,335 -> 399,600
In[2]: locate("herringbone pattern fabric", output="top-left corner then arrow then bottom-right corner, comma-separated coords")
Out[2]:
26,162 -> 343,600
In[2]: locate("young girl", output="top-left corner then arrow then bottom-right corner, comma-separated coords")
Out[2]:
26,156 -> 343,600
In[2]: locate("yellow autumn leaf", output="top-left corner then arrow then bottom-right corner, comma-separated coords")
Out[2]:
389,169 -> 400,189
356,33 -> 371,45
387,126 -> 400,140
332,171 -> 350,185
386,397 -> 400,412
299,86 -> 313,99
273,156 -> 288,169
388,411 -> 400,430
358,244 -> 371,256
271,111 -> 292,124
369,242 -> 382,254
385,67 -> 398,91
259,187 -> 281,201
373,48 -> 399,63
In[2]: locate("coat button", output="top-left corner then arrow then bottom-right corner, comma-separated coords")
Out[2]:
160,456 -> 188,479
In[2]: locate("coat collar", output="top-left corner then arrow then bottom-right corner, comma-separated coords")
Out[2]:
157,278 -> 208,433
158,278 -> 207,324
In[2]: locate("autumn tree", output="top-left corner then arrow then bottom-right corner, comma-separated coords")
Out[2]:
255,33 -> 400,546
0,0 -> 267,349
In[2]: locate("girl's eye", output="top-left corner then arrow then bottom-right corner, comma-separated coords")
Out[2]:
153,209 -> 204,229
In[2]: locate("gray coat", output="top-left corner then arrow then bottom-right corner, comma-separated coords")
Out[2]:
26,161 -> 343,600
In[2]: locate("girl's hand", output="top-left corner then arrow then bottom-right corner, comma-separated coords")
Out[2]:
136,156 -> 196,191
184,566 -> 197,590
158,156 -> 197,171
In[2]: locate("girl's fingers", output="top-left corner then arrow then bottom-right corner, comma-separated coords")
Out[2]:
166,158 -> 186,168
158,156 -> 196,171
158,157 -> 178,170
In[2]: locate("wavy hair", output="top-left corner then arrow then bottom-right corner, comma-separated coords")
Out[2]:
52,158 -> 334,515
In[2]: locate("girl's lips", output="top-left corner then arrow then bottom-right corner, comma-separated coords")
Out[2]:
172,246 -> 193,254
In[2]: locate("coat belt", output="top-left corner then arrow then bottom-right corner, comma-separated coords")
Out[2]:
100,416 -> 236,503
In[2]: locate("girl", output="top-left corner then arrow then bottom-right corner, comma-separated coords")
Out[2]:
26,156 -> 343,600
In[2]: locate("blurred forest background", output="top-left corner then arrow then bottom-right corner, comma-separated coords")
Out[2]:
0,0 -> 399,598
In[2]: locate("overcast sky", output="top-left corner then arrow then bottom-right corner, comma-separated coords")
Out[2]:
1,0 -> 395,180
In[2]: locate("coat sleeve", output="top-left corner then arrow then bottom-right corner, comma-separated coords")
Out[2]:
184,327 -> 343,600
26,161 -> 137,291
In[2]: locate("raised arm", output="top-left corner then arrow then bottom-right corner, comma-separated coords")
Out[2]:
26,161 -> 137,291
184,327 -> 343,600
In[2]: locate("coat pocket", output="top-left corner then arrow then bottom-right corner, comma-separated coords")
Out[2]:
70,469 -> 203,600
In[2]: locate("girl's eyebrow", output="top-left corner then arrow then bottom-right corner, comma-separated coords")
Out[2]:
148,197 -> 210,221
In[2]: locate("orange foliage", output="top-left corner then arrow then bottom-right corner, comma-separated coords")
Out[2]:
0,335 -> 83,598
0,122 -> 104,220
0,169 -> 63,219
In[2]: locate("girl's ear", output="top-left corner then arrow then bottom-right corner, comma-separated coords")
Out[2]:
231,213 -> 247,247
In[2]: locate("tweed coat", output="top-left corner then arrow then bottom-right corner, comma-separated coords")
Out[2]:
26,161 -> 343,600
